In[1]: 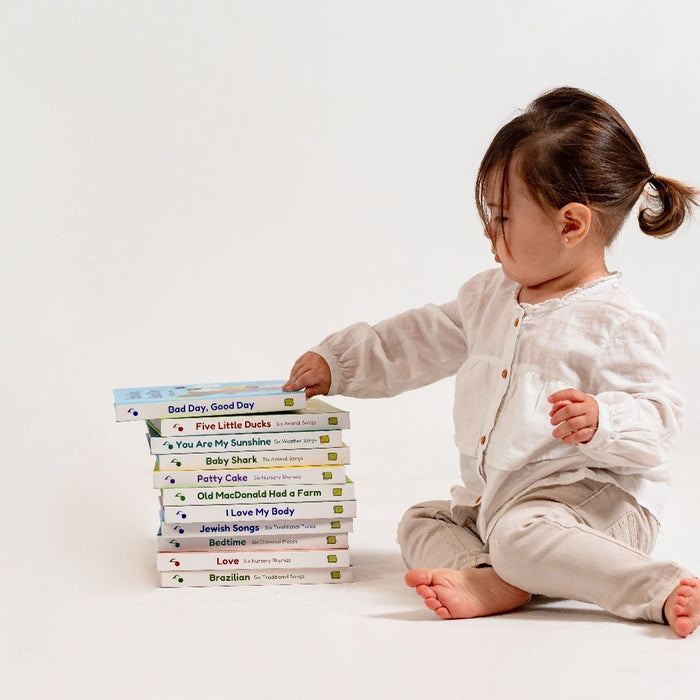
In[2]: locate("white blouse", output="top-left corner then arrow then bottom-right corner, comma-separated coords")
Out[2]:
312,268 -> 684,536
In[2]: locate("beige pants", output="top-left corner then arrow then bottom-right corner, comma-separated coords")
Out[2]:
397,479 -> 692,623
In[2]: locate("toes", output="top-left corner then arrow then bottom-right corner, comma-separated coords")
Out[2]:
405,568 -> 433,588
415,583 -> 436,600
674,617 -> 696,638
424,596 -> 442,611
435,606 -> 453,620
422,597 -> 452,619
673,602 -> 687,617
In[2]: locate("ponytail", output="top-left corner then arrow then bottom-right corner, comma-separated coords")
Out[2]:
639,175 -> 699,238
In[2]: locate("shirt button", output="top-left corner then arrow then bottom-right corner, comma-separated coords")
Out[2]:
480,435 -> 486,445
514,318 -> 520,327
502,369 -> 508,379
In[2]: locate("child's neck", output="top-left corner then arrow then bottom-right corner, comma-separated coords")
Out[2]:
517,265 -> 611,305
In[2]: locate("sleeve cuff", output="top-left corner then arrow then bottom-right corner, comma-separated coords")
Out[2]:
578,397 -> 616,453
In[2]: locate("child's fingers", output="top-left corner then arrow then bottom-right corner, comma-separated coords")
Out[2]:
548,388 -> 588,403
282,365 -> 307,391
283,352 -> 331,398
551,413 -> 594,439
558,426 -> 597,445
284,367 -> 318,392
548,400 -> 571,417
548,391 -> 598,444
549,400 -> 588,425
285,353 -> 319,387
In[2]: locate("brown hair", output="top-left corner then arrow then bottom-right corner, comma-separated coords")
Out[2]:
475,86 -> 698,243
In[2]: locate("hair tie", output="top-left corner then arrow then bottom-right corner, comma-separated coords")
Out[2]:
647,173 -> 657,186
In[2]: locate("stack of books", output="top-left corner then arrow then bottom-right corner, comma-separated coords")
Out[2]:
113,381 -> 355,587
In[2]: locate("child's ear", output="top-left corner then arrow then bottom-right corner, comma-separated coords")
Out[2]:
559,202 -> 592,247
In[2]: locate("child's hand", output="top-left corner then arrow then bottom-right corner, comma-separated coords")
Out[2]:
283,351 -> 331,399
547,389 -> 599,445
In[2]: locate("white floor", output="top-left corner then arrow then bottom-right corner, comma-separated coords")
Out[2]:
4,394 -> 700,700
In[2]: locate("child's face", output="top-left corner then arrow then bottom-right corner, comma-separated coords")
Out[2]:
484,165 -> 567,291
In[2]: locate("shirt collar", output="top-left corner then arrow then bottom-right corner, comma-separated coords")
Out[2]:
515,272 -> 622,314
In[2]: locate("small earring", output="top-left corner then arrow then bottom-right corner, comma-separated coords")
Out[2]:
563,236 -> 569,244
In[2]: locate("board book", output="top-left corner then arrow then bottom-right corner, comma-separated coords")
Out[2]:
157,549 -> 351,571
154,464 -> 347,488
157,531 -> 349,552
156,444 -> 350,469
161,567 -> 352,587
161,499 -> 357,523
160,517 -> 355,538
148,398 -> 349,436
114,380 -> 305,421
147,428 -> 344,455
160,478 -> 354,506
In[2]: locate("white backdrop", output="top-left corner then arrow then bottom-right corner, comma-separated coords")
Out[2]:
3,2 -> 700,697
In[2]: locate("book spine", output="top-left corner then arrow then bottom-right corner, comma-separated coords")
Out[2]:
148,430 -> 344,455
154,464 -> 347,488
160,517 -> 355,538
162,500 -> 357,524
158,532 -> 349,552
152,411 -> 350,437
161,481 -> 354,506
157,549 -> 351,571
115,390 -> 305,422
161,567 -> 352,587
157,445 -> 350,469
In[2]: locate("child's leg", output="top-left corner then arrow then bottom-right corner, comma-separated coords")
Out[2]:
398,500 -> 530,619
397,500 -> 489,569
487,479 -> 696,632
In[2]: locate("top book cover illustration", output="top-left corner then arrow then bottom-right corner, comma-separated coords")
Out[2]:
113,381 -> 306,422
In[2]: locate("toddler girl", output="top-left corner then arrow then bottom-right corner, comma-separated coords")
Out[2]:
284,87 -> 699,637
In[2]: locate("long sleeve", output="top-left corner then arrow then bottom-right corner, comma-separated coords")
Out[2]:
311,300 -> 469,399
577,313 -> 684,472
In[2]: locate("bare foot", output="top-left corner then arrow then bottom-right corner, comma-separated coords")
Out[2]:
404,567 -> 530,620
664,578 -> 700,638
